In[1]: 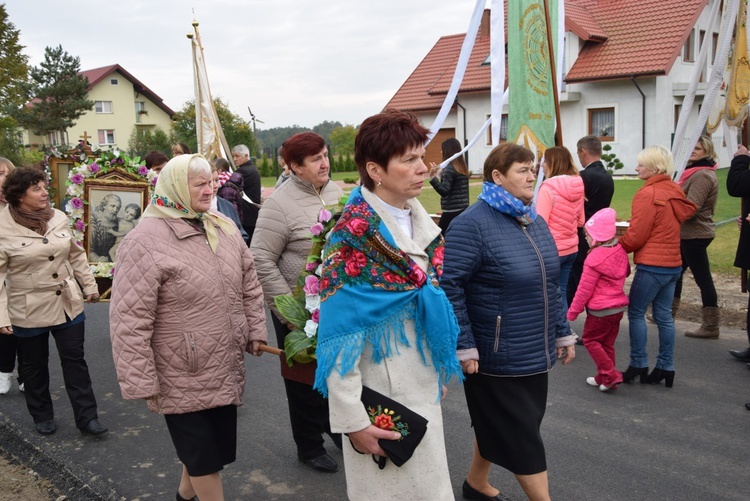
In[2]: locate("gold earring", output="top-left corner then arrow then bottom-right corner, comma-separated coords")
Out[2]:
377,181 -> 382,187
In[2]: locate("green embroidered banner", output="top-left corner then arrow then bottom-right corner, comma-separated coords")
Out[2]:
507,0 -> 558,154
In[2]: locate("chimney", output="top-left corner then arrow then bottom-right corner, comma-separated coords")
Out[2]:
480,9 -> 491,38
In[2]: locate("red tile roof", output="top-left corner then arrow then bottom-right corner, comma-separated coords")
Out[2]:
387,1 -> 707,110
565,0 -> 707,82
81,64 -> 175,116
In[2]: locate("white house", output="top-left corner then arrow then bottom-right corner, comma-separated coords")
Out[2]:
21,64 -> 175,150
385,0 -> 744,175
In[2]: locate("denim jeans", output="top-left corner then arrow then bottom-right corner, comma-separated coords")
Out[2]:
627,265 -> 681,371
555,252 -> 578,337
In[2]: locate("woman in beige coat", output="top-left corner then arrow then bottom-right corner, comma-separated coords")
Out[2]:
110,154 -> 267,501
0,157 -> 23,395
0,167 -> 105,436
251,131 -> 344,473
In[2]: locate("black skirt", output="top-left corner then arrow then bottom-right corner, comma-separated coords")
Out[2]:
164,405 -> 238,477
463,371 -> 548,475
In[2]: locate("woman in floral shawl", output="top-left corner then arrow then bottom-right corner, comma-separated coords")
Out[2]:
314,110 -> 463,500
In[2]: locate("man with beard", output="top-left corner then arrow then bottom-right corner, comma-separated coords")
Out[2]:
231,144 -> 261,243
89,194 -> 122,262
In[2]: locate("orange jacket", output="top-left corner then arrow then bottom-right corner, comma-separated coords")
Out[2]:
620,174 -> 696,267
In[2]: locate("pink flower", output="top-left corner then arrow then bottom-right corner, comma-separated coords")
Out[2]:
319,208 -> 332,223
69,197 -> 84,209
88,162 -> 100,173
70,173 -> 84,185
74,219 -> 85,231
345,218 -> 369,236
306,261 -> 318,272
151,176 -> 158,186
303,275 -> 320,295
311,309 -> 320,323
137,166 -> 149,176
310,222 -> 325,236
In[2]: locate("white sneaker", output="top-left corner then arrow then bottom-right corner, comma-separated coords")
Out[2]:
586,377 -> 598,387
0,372 -> 12,395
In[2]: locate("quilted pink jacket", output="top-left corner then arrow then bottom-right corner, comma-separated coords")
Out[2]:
567,243 -> 630,320
109,216 -> 267,415
536,175 -> 585,256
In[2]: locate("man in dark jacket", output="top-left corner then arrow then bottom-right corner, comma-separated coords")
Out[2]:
231,144 -> 261,243
567,135 -> 615,308
726,145 -> 750,378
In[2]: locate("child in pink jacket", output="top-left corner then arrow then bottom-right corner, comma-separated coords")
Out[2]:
567,208 -> 630,391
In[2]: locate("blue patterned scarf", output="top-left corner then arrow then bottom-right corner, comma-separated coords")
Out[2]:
478,181 -> 537,225
313,187 -> 463,397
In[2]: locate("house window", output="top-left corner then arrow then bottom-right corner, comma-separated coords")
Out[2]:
674,104 -> 683,131
110,78 -> 119,85
486,114 -> 509,145
135,102 -> 146,123
588,108 -> 615,141
683,29 -> 695,62
98,129 -> 115,145
95,101 -> 113,114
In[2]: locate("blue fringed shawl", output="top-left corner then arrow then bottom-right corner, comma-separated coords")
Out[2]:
313,187 -> 463,397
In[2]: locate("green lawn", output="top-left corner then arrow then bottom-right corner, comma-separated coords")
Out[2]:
263,168 -> 743,275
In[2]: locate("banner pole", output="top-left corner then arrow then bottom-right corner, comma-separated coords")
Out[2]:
543,0 -> 563,147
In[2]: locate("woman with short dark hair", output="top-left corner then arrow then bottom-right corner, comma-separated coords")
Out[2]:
0,167 -> 106,436
442,143 -> 577,501
315,110 -> 463,498
251,131 -> 345,473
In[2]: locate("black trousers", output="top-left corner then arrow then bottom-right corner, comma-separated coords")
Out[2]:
674,238 -> 718,307
272,313 -> 338,460
16,321 -> 98,428
0,334 -> 23,383
438,209 -> 466,236
567,230 -> 589,305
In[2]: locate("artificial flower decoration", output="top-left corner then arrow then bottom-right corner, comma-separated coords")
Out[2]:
51,140 -> 150,277
275,198 -> 346,366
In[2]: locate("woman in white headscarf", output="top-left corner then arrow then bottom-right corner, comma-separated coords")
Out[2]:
110,154 -> 268,501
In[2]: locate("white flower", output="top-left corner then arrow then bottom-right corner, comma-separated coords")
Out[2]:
305,294 -> 320,312
304,319 -> 318,338
315,263 -> 322,276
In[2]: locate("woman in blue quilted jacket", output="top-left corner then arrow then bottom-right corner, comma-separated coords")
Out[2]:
441,143 -> 577,501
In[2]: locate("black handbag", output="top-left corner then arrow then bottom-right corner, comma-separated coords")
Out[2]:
355,386 -> 429,469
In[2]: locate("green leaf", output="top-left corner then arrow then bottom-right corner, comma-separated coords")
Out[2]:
284,329 -> 316,366
274,294 -> 309,328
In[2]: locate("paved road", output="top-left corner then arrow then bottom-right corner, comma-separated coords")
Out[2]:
0,303 -> 748,500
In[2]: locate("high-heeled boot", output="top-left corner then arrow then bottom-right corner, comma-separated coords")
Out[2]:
646,367 -> 675,388
621,366 -> 648,384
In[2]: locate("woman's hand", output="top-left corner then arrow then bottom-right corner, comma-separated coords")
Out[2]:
85,293 -> 100,303
428,162 -> 440,178
348,425 -> 401,456
249,340 -> 265,356
557,345 -> 576,365
461,359 -> 479,374
0,326 -> 12,335
735,145 -> 749,157
441,384 -> 448,401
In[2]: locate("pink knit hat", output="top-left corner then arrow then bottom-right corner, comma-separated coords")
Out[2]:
585,208 -> 617,243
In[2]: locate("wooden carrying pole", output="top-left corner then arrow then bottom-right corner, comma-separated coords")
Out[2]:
543,0 -> 563,147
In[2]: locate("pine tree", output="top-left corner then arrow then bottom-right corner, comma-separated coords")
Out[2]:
12,45 -> 93,144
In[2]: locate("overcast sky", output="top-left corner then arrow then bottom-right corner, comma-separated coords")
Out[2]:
5,0 -> 479,129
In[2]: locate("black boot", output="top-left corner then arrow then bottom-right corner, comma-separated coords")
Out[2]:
621,366 -> 648,384
647,367 -> 675,388
729,348 -> 750,362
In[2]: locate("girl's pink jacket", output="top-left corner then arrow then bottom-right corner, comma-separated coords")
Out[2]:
567,243 -> 630,320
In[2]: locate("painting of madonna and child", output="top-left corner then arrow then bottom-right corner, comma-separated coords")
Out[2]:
87,188 -> 145,263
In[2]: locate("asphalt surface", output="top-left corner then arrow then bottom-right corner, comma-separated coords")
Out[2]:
0,303 -> 748,500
